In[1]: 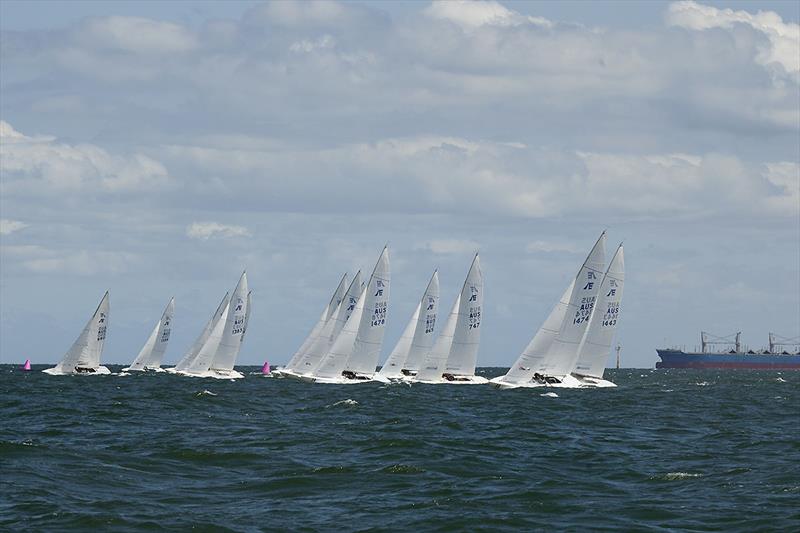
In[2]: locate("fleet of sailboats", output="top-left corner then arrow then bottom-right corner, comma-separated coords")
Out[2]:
36,236 -> 625,387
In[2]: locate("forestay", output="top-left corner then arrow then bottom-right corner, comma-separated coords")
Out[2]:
500,280 -> 574,385
294,271 -> 363,375
380,270 -> 439,378
210,271 -> 249,372
127,297 -> 175,371
443,254 -> 483,377
174,292 -> 229,372
50,291 -> 110,373
314,247 -> 390,378
538,232 -> 606,378
572,245 -> 625,379
285,273 -> 348,372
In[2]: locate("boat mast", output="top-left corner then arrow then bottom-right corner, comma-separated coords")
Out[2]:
615,345 -> 621,369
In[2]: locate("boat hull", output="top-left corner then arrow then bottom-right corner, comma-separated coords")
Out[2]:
43,365 -> 111,376
656,349 -> 800,369
414,375 -> 489,385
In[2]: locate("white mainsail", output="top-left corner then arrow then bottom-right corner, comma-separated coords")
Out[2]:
210,271 -> 249,373
444,253 -> 483,377
294,271 -> 363,375
572,244 -> 625,380
284,273 -> 348,372
174,292 -> 229,372
416,253 -> 483,382
44,291 -> 110,375
416,294 -> 460,382
497,280 -> 575,386
538,232 -> 606,379
379,270 -> 439,378
313,247 -> 390,380
126,297 -> 175,371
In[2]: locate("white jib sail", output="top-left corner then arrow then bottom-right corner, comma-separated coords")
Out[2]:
380,270 -> 439,378
285,273 -> 348,372
295,271 -> 363,375
572,244 -> 625,379
51,291 -> 110,373
444,253 -> 483,376
416,294 -> 460,381
538,232 -> 606,378
314,246 -> 390,378
183,302 -> 229,375
500,280 -> 575,385
174,292 -> 229,372
128,297 -> 175,371
210,271 -> 249,372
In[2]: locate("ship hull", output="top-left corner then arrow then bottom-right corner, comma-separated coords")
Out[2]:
656,349 -> 800,370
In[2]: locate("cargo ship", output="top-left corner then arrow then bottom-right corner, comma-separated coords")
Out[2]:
656,332 -> 800,370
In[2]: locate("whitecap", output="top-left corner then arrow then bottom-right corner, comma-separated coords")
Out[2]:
661,472 -> 702,480
695,381 -> 710,386
539,392 -> 558,398
776,377 -> 787,383
327,399 -> 358,408
196,390 -> 217,397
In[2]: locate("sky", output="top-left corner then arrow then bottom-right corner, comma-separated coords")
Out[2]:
1,0 -> 798,368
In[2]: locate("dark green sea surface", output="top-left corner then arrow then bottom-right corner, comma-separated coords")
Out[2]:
1,367 -> 798,531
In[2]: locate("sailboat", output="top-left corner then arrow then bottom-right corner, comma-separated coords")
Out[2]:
177,272 -> 250,379
123,297 -> 175,372
167,292 -> 229,374
44,291 -> 111,375
570,244 -> 625,387
305,246 -> 391,383
379,270 -> 439,380
274,273 -> 348,378
284,271 -> 363,380
415,253 -> 486,384
490,232 -> 606,389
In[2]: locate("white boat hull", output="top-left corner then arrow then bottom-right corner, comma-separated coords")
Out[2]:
414,375 -> 489,385
489,374 -> 613,389
43,365 -> 111,376
302,372 -> 391,384
176,369 -> 245,379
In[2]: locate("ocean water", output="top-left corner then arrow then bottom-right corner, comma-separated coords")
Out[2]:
1,367 -> 798,532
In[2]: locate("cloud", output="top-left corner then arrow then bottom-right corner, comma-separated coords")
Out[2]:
186,222 -> 251,240
77,16 -> 198,54
424,0 -> 552,30
417,239 -> 480,254
526,240 -> 582,254
2,245 -> 138,275
667,1 -> 800,76
0,121 -> 171,194
0,219 -> 28,236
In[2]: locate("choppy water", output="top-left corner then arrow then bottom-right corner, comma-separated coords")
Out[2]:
1,367 -> 798,531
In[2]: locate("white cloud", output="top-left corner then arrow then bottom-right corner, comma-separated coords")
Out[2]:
417,239 -> 480,254
424,0 -> 552,29
186,222 -> 251,240
526,240 -> 581,254
667,1 -> 800,77
1,245 -> 138,275
77,16 -> 197,54
0,121 -> 171,194
0,219 -> 28,236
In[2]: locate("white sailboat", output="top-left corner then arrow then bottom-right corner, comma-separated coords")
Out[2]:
306,246 -> 391,384
275,273 -> 348,377
123,297 -> 175,372
379,270 -> 439,380
168,292 -> 229,374
570,244 -> 625,387
178,271 -> 250,379
415,253 -> 486,384
44,291 -> 111,375
490,232 -> 606,389
284,271 -> 363,380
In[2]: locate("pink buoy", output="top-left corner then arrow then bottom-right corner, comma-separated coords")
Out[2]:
261,361 -> 270,375
22,359 -> 31,371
